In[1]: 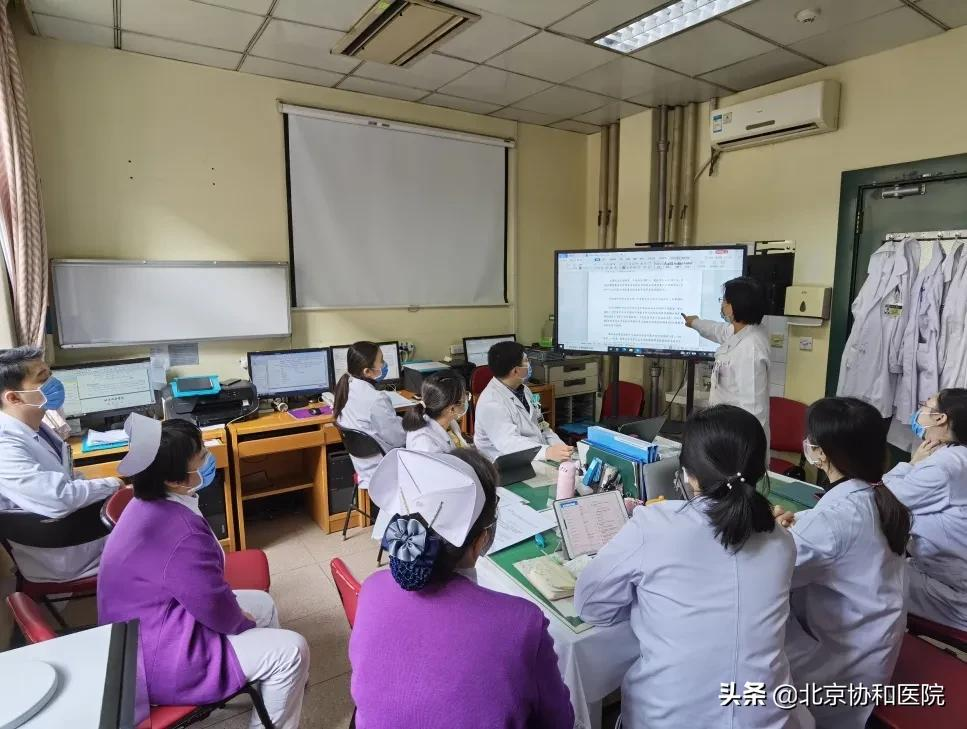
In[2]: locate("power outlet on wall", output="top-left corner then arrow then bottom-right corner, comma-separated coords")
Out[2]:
799,337 -> 814,352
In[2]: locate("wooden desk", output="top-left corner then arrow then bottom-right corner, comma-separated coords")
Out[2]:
70,426 -> 236,552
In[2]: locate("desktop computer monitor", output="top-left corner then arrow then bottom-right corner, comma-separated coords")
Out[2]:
53,358 -> 155,418
329,342 -> 401,385
247,348 -> 333,399
463,334 -> 516,367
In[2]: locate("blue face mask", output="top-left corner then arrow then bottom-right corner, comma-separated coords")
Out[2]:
17,376 -> 66,411
375,362 -> 390,381
525,362 -> 532,381
910,409 -> 927,439
189,452 -> 217,493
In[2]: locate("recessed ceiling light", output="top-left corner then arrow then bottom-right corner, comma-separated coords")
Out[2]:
595,0 -> 759,53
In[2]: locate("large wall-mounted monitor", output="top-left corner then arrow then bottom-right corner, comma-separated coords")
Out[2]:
555,246 -> 747,359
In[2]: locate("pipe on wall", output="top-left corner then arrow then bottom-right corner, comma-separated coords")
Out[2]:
606,122 -> 619,248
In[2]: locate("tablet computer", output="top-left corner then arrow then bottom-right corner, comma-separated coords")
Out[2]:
494,446 -> 541,487
553,490 -> 629,560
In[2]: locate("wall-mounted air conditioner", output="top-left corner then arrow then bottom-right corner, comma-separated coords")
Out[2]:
710,80 -> 841,151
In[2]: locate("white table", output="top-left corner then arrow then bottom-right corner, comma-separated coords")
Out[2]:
477,558 -> 637,729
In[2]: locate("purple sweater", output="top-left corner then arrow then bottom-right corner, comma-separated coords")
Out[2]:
97,498 -> 254,721
349,570 -> 574,729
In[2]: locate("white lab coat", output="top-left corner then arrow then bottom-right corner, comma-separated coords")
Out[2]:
939,242 -> 967,389
335,377 -> 406,490
691,319 -> 770,439
404,415 -> 466,455
884,444 -> 967,631
0,410 -> 119,582
575,499 -> 811,729
837,238 -> 918,417
472,377 -> 563,461
785,479 -> 905,729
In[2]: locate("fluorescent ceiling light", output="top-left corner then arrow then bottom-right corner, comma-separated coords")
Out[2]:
595,0 -> 758,53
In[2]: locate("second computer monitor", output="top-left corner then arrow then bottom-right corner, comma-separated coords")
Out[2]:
247,348 -> 333,399
53,358 -> 155,418
463,334 -> 516,367
330,342 -> 401,385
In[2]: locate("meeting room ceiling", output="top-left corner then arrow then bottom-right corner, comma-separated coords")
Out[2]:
22,0 -> 964,134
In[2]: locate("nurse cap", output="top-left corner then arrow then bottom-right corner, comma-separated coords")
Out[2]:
117,413 -> 162,477
368,448 -> 486,548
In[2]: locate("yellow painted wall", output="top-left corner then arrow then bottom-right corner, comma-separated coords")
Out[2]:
15,25 -> 588,375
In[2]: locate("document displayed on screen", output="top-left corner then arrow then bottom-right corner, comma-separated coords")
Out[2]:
556,247 -> 745,357
331,343 -> 400,382
250,350 -> 331,396
465,335 -> 514,366
56,361 -> 154,417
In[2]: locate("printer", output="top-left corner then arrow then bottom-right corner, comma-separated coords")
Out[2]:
162,380 -> 257,427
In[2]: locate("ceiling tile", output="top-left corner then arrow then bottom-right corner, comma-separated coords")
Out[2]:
240,56 -> 344,86
29,0 -> 113,26
251,18 -> 360,73
628,76 -> 727,106
565,57 -> 687,99
353,54 -> 475,91
490,107 -> 562,125
515,85 -> 611,118
700,49 -> 822,91
421,93 -> 502,115
725,0 -> 904,46
190,0 -> 272,14
487,31 -> 616,83
438,65 -> 552,105
336,76 -> 428,102
550,0 -> 666,39
121,0 -> 263,52
633,20 -> 777,77
551,120 -> 601,134
573,100 -> 648,125
436,14 -> 537,63
34,15 -> 114,47
462,0 -> 593,28
123,32 -> 243,69
271,0 -> 376,31
789,7 -> 941,66
917,0 -> 967,27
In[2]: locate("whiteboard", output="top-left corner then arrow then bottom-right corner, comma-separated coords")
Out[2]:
52,260 -> 291,348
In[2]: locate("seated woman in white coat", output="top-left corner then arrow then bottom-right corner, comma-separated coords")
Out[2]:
575,405 -> 809,729
883,388 -> 967,631
333,341 -> 406,488
403,371 -> 468,454
781,397 -> 910,729
684,277 -> 770,438
473,341 -> 573,462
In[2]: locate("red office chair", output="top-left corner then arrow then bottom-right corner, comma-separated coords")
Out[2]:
100,487 -> 271,593
330,558 -> 362,729
869,633 -> 967,729
470,365 -> 495,398
907,613 -> 967,653
5,592 -> 275,729
769,397 -> 808,479
600,381 -> 645,420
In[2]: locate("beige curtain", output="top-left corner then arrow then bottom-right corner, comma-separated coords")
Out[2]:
0,1 -> 47,347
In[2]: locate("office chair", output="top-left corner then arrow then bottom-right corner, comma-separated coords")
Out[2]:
907,613 -> 967,653
330,558 -> 363,729
0,499 -> 109,628
5,593 -> 275,729
769,397 -> 808,480
334,425 -> 387,564
600,381 -> 645,420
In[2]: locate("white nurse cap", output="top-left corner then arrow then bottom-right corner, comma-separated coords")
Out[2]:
117,413 -> 162,477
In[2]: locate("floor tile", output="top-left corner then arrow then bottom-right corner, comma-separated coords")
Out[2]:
283,607 -> 352,687
269,563 -> 342,623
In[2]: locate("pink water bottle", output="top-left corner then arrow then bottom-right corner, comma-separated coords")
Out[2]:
557,461 -> 577,500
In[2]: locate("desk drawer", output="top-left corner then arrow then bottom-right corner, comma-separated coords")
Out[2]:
237,429 -> 326,458
554,375 -> 599,397
537,360 -> 599,384
323,423 -> 342,444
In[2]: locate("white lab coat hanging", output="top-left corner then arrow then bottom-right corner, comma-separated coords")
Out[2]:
939,242 -> 967,389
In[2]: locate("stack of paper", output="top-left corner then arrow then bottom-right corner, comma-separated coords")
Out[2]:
387,392 -> 418,409
85,429 -> 129,448
490,498 -> 557,553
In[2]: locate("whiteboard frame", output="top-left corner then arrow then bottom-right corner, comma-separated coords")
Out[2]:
51,259 -> 292,348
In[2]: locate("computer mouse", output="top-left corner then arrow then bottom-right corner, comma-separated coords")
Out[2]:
308,408 -> 321,416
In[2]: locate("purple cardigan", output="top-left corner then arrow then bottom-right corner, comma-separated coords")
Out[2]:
349,570 -> 574,729
97,498 -> 254,720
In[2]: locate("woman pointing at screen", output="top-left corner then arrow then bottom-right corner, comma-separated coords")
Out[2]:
683,276 -> 771,443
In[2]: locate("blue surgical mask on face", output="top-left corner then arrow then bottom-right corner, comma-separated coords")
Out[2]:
911,409 -> 927,439
525,362 -> 532,381
375,362 -> 390,381
17,376 -> 66,411
189,452 -> 217,493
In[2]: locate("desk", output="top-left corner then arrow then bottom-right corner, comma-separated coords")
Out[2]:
71,426 -> 236,552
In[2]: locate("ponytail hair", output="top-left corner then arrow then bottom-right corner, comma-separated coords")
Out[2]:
806,397 -> 911,556
680,404 -> 774,550
402,371 -> 467,432
333,341 -> 381,419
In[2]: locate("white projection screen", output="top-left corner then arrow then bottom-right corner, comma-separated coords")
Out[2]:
284,106 -> 511,308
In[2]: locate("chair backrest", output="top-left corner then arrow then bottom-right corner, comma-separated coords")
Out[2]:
0,499 -> 110,549
5,593 -> 57,643
470,365 -> 494,398
601,381 -> 645,419
769,396 -> 808,453
329,558 -> 362,628
335,425 -> 386,459
101,486 -> 135,530
907,613 -> 967,652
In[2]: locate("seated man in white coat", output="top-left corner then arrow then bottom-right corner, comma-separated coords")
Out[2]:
0,347 -> 122,583
473,341 -> 573,462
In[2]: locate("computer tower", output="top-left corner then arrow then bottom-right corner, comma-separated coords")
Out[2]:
198,472 -> 228,540
327,450 -> 356,515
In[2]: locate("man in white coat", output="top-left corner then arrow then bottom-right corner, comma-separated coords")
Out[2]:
473,341 -> 573,463
0,346 -> 122,583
